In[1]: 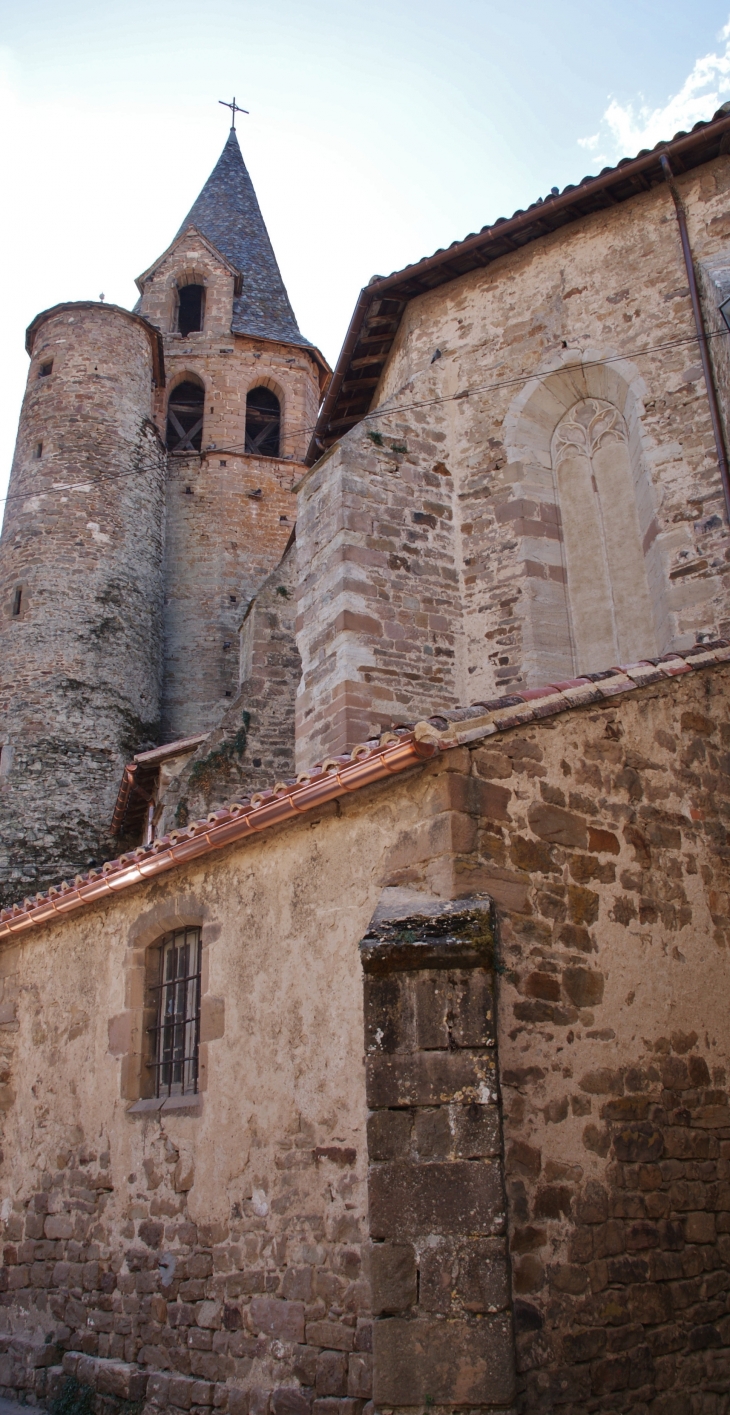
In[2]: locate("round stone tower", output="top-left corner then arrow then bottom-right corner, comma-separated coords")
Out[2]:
0,302 -> 166,906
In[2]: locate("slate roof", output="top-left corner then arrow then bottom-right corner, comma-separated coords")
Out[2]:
2,642 -> 729,940
176,129 -> 310,347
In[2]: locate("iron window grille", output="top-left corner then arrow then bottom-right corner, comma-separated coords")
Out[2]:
148,927 -> 201,1097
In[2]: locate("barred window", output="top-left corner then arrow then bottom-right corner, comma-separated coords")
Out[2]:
148,927 -> 201,1097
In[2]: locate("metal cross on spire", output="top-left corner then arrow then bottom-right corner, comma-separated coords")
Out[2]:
218,96 -> 249,130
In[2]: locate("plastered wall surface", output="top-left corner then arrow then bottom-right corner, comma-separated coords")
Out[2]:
0,796 -> 385,1412
0,305 -> 166,906
0,665 -> 727,1412
296,160 -> 730,766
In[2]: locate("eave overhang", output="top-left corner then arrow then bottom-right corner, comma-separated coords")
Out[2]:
307,105 -> 730,463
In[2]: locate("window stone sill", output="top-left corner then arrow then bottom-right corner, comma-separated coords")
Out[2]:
126,1094 -> 203,1117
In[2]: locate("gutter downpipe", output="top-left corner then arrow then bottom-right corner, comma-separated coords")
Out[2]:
661,154 -> 730,523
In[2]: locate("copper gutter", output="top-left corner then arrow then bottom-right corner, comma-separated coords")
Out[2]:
111,763 -> 140,836
0,735 -> 437,941
661,154 -> 730,522
5,643 -> 730,944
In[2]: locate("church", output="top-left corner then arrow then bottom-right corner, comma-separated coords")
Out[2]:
0,100 -> 730,1415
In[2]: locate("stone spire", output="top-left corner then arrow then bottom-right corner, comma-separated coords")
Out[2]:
176,129 -> 307,346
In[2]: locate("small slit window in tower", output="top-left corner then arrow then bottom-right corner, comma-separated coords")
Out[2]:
39,360 -> 53,378
11,587 -> 22,618
177,285 -> 205,336
166,381 -> 205,454
34,442 -> 43,460
245,387 -> 280,458
148,927 -> 201,1098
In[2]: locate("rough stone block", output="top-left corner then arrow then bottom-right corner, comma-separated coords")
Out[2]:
451,1103 -> 501,1157
147,1372 -> 171,1406
250,1299 -> 305,1344
369,1160 -> 503,1238
373,1314 -> 514,1404
304,1322 -> 354,1353
270,1388 -> 311,1414
450,970 -> 494,1047
95,1361 -> 141,1399
414,1107 -> 451,1158
369,1243 -> 417,1313
528,801 -> 587,848
366,1052 -> 494,1108
363,975 -> 413,1055
315,1348 -> 347,1395
226,1390 -> 249,1415
419,1237 -> 509,1313
366,1110 -> 412,1162
347,1352 -> 372,1398
413,974 -> 450,1050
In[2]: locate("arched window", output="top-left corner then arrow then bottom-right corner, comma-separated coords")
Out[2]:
166,380 -> 204,454
551,398 -> 657,670
177,284 -> 205,336
245,387 -> 281,458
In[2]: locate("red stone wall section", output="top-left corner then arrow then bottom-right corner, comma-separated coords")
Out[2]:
477,667 -> 730,1414
295,423 -> 463,769
362,898 -> 516,1411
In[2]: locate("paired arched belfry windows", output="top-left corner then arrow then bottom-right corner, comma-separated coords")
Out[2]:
165,382 -> 283,458
245,387 -> 281,458
166,380 -> 205,454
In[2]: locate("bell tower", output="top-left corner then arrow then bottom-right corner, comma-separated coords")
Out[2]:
135,126 -> 330,740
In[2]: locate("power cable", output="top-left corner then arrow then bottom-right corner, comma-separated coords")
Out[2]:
0,326 -> 725,510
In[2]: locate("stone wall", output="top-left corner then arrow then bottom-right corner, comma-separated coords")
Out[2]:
362,896 -> 514,1411
295,427 -> 461,772
0,304 -> 166,906
162,447 -> 300,742
143,229 -> 321,742
295,158 -> 730,766
475,663 -> 730,1414
0,663 -> 727,1413
158,546 -> 299,832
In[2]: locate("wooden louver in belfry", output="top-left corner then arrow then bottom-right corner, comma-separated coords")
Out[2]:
166,382 -> 205,454
245,387 -> 280,458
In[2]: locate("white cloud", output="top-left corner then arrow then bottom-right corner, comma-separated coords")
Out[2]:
579,17 -> 730,167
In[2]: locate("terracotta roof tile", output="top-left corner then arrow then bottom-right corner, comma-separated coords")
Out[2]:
1,645 -> 728,941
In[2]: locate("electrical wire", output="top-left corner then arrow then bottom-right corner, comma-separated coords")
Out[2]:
0,325 -> 725,510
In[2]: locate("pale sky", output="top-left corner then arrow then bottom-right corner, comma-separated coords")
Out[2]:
2,0 -> 730,505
